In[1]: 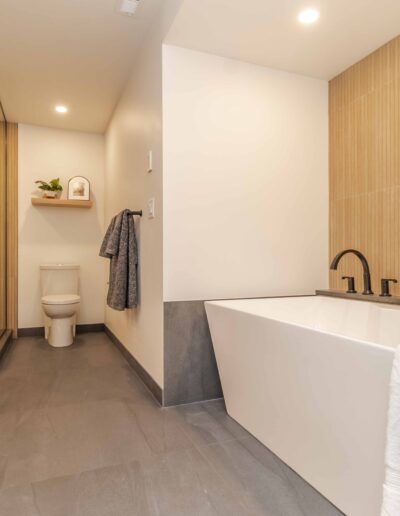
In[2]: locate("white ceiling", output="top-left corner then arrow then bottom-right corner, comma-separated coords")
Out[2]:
166,0 -> 400,80
1,0 -> 399,133
0,0 -> 162,132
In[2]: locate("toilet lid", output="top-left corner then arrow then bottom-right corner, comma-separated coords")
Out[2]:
41,294 -> 80,305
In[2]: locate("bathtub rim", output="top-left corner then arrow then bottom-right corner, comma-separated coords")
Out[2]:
205,296 -> 400,353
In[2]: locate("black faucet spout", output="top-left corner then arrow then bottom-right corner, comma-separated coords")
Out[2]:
330,249 -> 373,295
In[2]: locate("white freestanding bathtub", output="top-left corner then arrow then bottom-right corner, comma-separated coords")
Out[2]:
205,296 -> 399,516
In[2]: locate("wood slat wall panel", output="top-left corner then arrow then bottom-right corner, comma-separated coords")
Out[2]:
329,36 -> 400,295
0,122 -> 6,333
7,123 -> 18,337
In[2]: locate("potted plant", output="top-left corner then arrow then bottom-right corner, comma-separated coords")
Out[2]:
35,178 -> 63,199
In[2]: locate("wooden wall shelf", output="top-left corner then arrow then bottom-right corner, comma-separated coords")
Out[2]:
31,198 -> 93,209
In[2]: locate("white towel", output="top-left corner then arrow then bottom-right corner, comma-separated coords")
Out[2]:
381,345 -> 400,515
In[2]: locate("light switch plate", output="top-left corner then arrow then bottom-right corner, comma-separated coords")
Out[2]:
147,197 -> 155,219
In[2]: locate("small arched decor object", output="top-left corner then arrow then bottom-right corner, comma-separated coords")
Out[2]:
68,176 -> 90,201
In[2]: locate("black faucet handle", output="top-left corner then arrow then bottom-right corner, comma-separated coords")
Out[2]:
342,276 -> 357,294
380,278 -> 398,297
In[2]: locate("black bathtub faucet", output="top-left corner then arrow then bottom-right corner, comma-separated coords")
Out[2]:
330,249 -> 373,295
380,278 -> 398,297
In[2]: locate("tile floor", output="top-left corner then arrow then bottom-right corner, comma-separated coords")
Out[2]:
0,333 -> 343,515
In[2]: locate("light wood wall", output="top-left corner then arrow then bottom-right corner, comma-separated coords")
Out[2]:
329,36 -> 400,295
7,123 -> 18,336
0,122 -> 6,332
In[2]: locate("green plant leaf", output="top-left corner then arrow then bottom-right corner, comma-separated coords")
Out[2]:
35,178 -> 63,191
35,180 -> 51,190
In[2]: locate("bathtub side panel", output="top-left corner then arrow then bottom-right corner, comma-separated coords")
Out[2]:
205,302 -> 394,516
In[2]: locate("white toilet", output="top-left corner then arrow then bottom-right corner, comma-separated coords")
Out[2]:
40,264 -> 80,348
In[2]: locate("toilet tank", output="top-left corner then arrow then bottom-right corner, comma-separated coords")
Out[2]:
40,264 -> 80,296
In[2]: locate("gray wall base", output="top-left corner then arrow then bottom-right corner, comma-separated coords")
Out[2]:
18,323 -> 105,337
104,325 -> 163,405
163,301 -> 222,407
163,296 -> 316,406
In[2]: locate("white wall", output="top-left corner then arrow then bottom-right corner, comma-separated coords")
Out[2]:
18,124 -> 105,328
104,0 -> 182,388
163,45 -> 329,301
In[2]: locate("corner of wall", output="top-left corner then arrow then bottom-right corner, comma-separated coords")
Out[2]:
103,0 -> 184,390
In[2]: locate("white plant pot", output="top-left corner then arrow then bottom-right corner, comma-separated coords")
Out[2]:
43,191 -> 59,199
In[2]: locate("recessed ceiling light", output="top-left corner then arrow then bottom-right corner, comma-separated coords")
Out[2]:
118,0 -> 140,16
298,8 -> 320,25
55,105 -> 68,114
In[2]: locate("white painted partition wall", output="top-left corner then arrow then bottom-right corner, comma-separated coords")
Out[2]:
104,33 -> 329,391
162,45 -> 329,302
104,1 -> 183,389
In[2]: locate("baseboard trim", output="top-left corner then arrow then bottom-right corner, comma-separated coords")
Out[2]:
18,323 -> 105,338
104,325 -> 163,406
0,330 -> 13,363
76,323 -> 105,334
18,327 -> 44,337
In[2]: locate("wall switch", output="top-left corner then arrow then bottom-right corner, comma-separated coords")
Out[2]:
147,198 -> 155,219
148,150 -> 153,173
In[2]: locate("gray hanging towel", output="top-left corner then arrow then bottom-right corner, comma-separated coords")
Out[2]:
100,209 -> 138,310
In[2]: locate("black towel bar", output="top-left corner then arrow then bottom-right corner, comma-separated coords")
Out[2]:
127,210 -> 143,217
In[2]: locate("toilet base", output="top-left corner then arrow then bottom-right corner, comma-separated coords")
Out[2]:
48,317 -> 74,347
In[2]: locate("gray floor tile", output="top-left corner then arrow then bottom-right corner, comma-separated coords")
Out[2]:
32,447 -> 249,516
0,483 -> 40,516
1,334 -> 125,377
228,434 -> 344,515
32,448 -> 248,516
74,335 -> 127,368
197,437 -> 339,516
47,399 -> 154,465
33,464 -> 148,516
0,332 -> 344,516
0,409 -> 19,456
32,474 -> 78,516
76,464 -> 143,516
46,363 -> 152,407
1,400 -> 154,490
0,455 -> 7,490
140,447 -> 248,516
168,398 -> 251,446
1,337 -> 86,374
0,368 -> 57,413
283,465 -> 344,516
127,401 -> 194,454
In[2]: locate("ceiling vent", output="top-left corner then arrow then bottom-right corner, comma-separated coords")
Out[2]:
118,0 -> 141,17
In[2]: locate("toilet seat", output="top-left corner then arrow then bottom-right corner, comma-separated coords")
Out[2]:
41,294 -> 80,305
